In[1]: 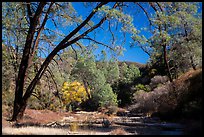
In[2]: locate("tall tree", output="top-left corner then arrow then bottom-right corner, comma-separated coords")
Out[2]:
131,2 -> 201,80
3,2 -> 138,121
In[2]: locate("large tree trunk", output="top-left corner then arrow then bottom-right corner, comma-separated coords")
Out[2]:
10,2 -> 46,121
10,99 -> 27,121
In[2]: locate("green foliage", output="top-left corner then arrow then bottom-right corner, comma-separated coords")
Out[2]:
92,83 -> 118,108
119,63 -> 140,83
71,54 -> 97,82
166,2 -> 202,75
111,62 -> 141,107
98,5 -> 138,34
2,2 -> 28,46
135,84 -> 150,92
130,2 -> 202,79
97,61 -> 120,85
26,71 -> 63,111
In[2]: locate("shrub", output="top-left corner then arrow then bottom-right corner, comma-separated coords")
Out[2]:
129,90 -> 157,114
119,63 -> 141,83
61,81 -> 90,111
92,84 -> 118,108
149,75 -> 169,89
129,82 -> 174,114
135,84 -> 150,92
130,69 -> 202,121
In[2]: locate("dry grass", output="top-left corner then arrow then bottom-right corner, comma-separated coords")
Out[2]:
2,126 -> 115,135
21,108 -> 65,124
2,126 -> 69,135
109,128 -> 130,135
173,68 -> 202,87
70,122 -> 79,131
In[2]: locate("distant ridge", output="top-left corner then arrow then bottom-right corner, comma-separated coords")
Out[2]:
118,61 -> 146,69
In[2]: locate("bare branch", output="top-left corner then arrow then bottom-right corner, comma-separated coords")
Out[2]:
44,28 -> 66,37
156,2 -> 164,12
108,20 -> 115,45
122,31 -> 126,46
75,42 -> 84,49
42,35 -> 57,48
56,54 -> 64,62
135,2 -> 154,32
37,47 -> 48,58
135,41 -> 151,56
82,37 -> 115,51
70,45 -> 78,60
52,58 -> 59,66
149,2 -> 158,12
23,2 -> 114,101
46,66 -> 62,100
15,2 -> 46,99
44,72 -> 52,91
51,58 -> 64,78
31,92 -> 41,101
51,18 -> 58,28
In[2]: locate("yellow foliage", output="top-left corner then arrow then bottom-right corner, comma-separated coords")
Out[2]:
61,81 -> 90,105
